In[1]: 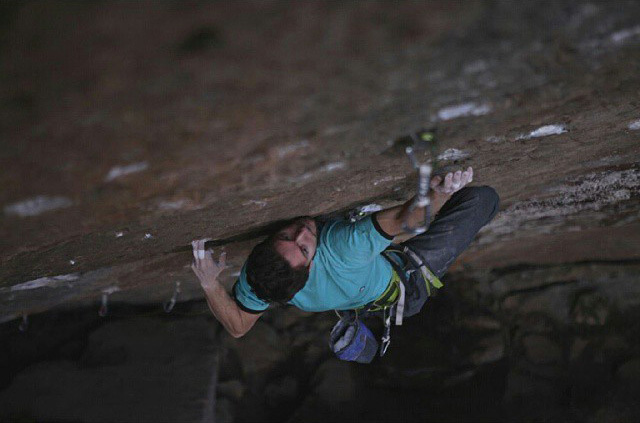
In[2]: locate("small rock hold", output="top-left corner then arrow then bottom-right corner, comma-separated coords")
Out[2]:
144,233 -> 153,240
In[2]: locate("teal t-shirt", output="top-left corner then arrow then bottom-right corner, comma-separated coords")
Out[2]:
233,215 -> 394,313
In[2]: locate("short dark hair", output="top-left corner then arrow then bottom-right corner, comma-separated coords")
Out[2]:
245,235 -> 309,304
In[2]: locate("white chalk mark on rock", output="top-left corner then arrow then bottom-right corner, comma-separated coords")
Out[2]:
359,204 -> 383,213
144,233 -> 153,239
628,120 -> 640,131
294,162 -> 346,182
517,124 -> 567,140
158,199 -> 189,211
242,200 -> 267,208
438,149 -> 471,161
6,274 -> 80,292
485,135 -> 505,143
4,196 -> 73,217
102,286 -> 121,295
463,60 -> 489,75
610,25 -> 640,44
324,162 -> 346,172
276,140 -> 310,158
373,175 -> 404,186
105,161 -> 149,182
115,231 -> 125,238
69,260 -> 76,265
437,102 -> 492,121
322,123 -> 356,137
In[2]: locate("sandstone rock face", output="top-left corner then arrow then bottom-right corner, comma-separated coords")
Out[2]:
1,0 -> 640,421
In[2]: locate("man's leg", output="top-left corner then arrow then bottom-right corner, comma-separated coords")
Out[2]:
402,185 -> 500,278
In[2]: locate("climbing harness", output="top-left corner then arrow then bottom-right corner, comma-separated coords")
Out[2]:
329,268 -> 407,362
384,245 -> 443,298
379,276 -> 407,356
401,245 -> 443,295
402,129 -> 439,234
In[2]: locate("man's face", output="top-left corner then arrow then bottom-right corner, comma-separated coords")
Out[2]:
273,217 -> 318,269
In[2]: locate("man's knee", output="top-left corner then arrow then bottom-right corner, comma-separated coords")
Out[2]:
475,185 -> 500,221
454,185 -> 500,221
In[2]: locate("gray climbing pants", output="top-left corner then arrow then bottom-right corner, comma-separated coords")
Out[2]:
394,185 -> 500,318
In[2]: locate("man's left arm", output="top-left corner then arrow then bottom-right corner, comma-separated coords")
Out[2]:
374,167 -> 473,237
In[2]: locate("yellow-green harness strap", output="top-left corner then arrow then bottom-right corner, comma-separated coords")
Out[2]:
385,247 -> 443,297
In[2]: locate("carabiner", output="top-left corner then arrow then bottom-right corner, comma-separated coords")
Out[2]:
380,307 -> 392,357
402,130 -> 438,234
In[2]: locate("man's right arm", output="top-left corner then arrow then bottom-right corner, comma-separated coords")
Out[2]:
191,240 -> 262,338
374,168 -> 473,238
201,280 -> 262,338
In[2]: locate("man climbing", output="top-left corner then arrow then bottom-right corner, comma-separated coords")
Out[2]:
191,166 -> 498,346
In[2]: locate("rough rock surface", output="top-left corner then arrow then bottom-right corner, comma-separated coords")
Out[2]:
1,0 -> 640,421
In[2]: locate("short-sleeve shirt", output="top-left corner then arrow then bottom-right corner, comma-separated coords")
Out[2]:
233,214 -> 394,313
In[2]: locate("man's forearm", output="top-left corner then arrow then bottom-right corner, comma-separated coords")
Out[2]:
375,190 -> 451,238
201,280 -> 260,338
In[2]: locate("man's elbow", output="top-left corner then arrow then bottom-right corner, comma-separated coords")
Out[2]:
229,329 -> 247,339
226,325 -> 250,339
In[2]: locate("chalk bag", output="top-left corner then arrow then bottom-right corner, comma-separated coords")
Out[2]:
329,318 -> 378,364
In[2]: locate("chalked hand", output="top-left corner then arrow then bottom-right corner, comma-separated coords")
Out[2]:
430,167 -> 473,195
191,239 -> 227,289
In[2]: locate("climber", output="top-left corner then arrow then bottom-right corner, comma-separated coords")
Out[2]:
191,166 -> 498,340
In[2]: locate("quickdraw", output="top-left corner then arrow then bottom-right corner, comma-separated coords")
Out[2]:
402,130 -> 439,234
